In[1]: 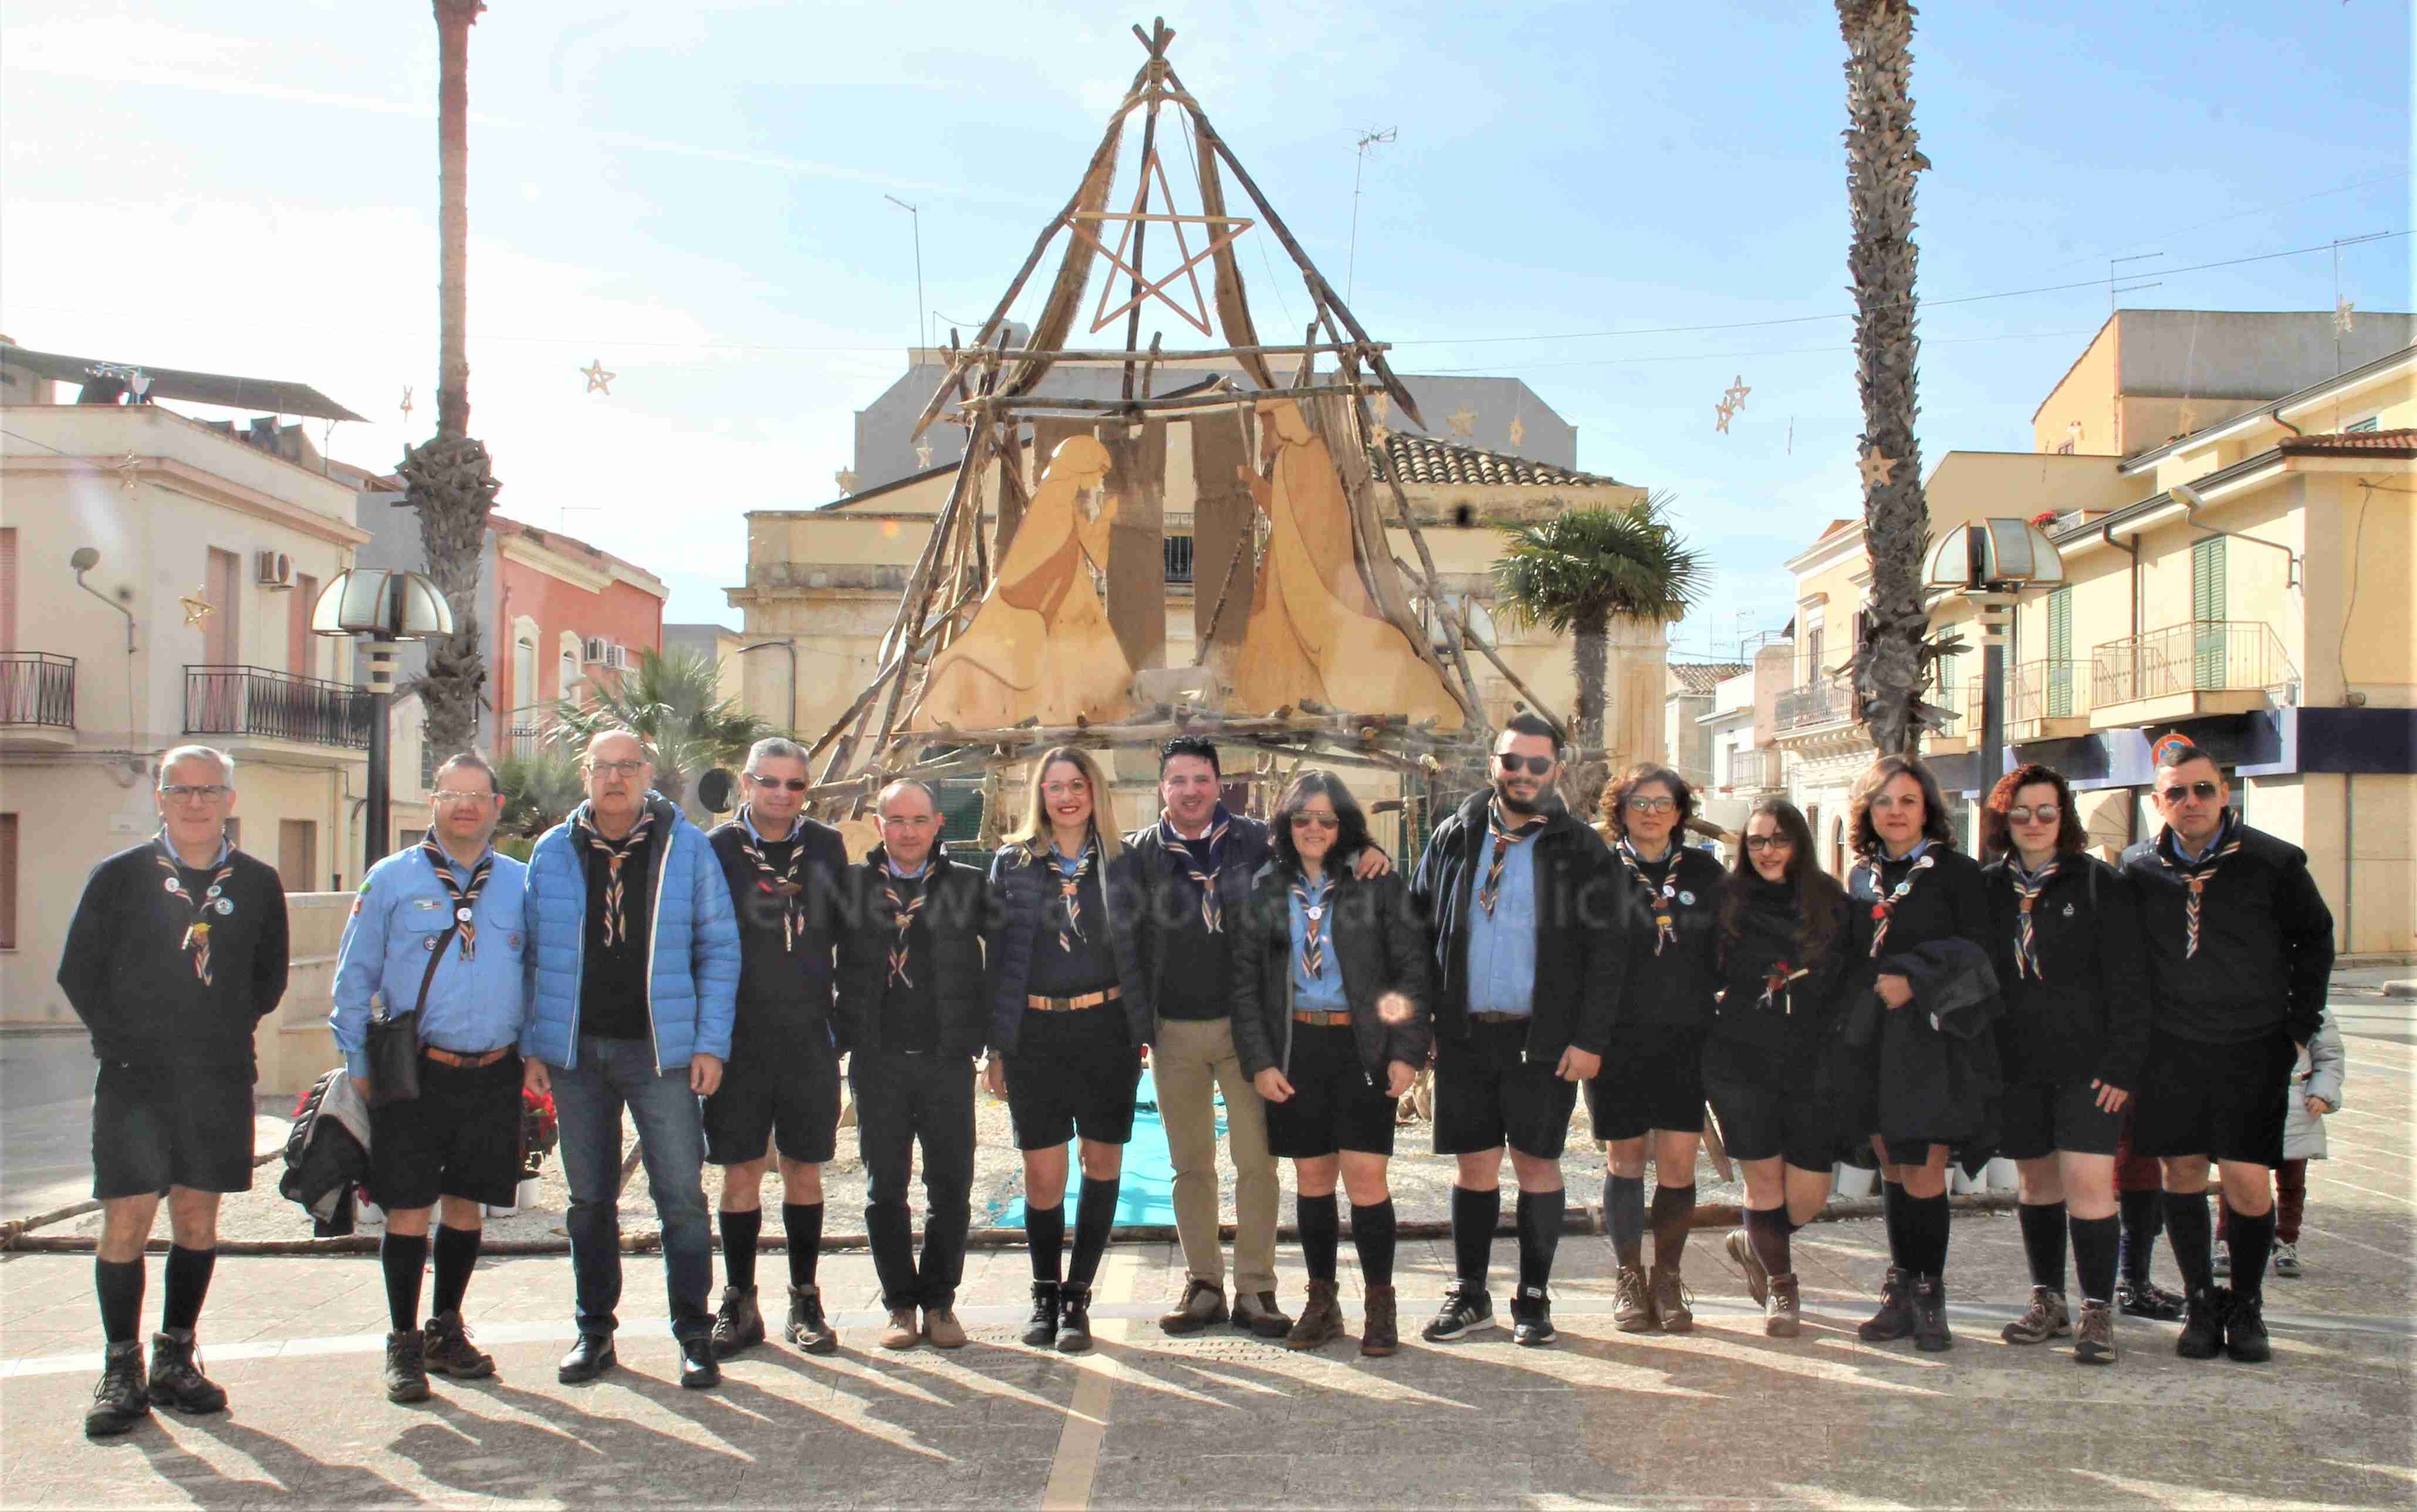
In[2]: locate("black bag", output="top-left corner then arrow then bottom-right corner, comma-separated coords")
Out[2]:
367,921 -> 460,1105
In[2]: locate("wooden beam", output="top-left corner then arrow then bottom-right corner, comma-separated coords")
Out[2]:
950,341 -> 1385,364
1188,405 -> 1255,665
1099,418 -> 1168,674
958,383 -> 1367,416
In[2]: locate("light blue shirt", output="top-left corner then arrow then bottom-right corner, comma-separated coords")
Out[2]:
1464,818 -> 1539,1017
2171,814 -> 2233,865
332,844 -> 533,1079
1289,874 -> 1348,1012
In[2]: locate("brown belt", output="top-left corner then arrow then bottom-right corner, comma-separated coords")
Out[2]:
423,1046 -> 513,1068
1468,1010 -> 1530,1026
1292,1009 -> 1353,1027
1026,986 -> 1123,1012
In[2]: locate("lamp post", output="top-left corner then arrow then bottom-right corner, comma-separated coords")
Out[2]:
312,569 -> 454,867
1925,519 -> 2067,800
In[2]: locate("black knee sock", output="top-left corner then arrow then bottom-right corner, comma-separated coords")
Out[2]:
1297,1193 -> 1340,1283
2227,1206 -> 2276,1303
1450,1185 -> 1499,1288
1515,1189 -> 1565,1295
1604,1173 -> 1646,1269
161,1244 -> 215,1335
782,1202 -> 823,1288
1025,1202 -> 1066,1284
2162,1190 -> 2213,1295
719,1208 -> 762,1291
1351,1200 -> 1397,1288
2018,1200 -> 2069,1292
1068,1178 -> 1120,1286
1745,1206 -> 1793,1280
1903,1193 -> 1950,1280
431,1224 -> 481,1317
1649,1183 -> 1697,1271
2070,1214 -> 2119,1305
1881,1179 -> 1910,1270
96,1258 -> 144,1346
380,1233 -> 428,1334
2118,1188 -> 2164,1287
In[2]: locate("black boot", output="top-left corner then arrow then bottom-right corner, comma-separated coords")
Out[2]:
1857,1267 -> 1915,1343
1056,1283 -> 1094,1353
2176,1286 -> 2229,1360
147,1330 -> 227,1415
1021,1281 -> 1061,1348
1911,1274 -> 1953,1352
84,1342 -> 150,1437
785,1284 -> 837,1355
556,1332 -> 617,1384
678,1331 -> 722,1389
384,1330 -> 431,1403
711,1284 -> 765,1358
2223,1292 -> 2271,1364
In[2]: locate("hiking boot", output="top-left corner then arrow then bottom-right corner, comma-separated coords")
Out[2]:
1419,1281 -> 1495,1342
2273,1242 -> 2302,1278
147,1330 -> 227,1415
1649,1266 -> 1694,1334
1765,1274 -> 1802,1339
1022,1281 -> 1061,1348
2223,1293 -> 2272,1364
2000,1286 -> 2071,1345
1510,1286 -> 1557,1348
1910,1274 -> 1953,1352
1158,1277 -> 1229,1336
1233,1290 -> 1292,1340
2176,1286 -> 2229,1360
2116,1277 -> 2185,1321
785,1284 -> 837,1355
1613,1264 -> 1658,1334
1725,1229 -> 1769,1308
880,1308 -> 921,1350
384,1330 -> 431,1403
422,1312 -> 495,1379
1360,1284 -> 1399,1358
1283,1280 -> 1345,1351
1056,1283 -> 1094,1353
2073,1298 -> 2117,1365
84,1342 -> 150,1437
711,1285 -> 765,1359
922,1305 -> 968,1349
1857,1267 -> 1915,1343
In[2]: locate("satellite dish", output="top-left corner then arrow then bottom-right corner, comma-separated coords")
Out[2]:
697,767 -> 736,813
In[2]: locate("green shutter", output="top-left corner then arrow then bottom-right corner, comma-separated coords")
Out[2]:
2047,587 -> 2073,716
2192,536 -> 2227,689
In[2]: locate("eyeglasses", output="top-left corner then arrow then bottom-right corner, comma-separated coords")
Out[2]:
2006,804 -> 2060,825
1627,796 -> 1676,814
1744,834 -> 1794,853
2159,780 -> 2222,804
431,789 -> 495,807
158,784 -> 230,802
749,774 -> 808,793
1868,793 -> 1922,811
1041,782 -> 1090,799
1496,753 -> 1554,776
1290,813 -> 1340,831
589,760 -> 649,777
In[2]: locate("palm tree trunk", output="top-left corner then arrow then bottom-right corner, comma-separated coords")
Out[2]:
1838,0 -> 1931,757
1567,603 -> 1610,813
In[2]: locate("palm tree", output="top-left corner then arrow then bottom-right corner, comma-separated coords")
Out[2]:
548,650 -> 772,816
1492,492 -> 1705,791
395,0 -> 502,759
493,745 -> 586,850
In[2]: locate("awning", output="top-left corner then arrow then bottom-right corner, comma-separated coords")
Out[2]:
2,343 -> 365,422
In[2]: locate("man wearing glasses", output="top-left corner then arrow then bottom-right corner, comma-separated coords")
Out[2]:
60,746 -> 289,1436
331,752 -> 529,1403
1408,715 -> 1616,1347
523,730 -> 740,1389
2122,734 -> 2333,1366
701,737 -> 850,1357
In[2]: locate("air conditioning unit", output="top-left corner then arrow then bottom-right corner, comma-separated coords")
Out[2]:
603,642 -> 630,671
254,551 -> 293,588
582,636 -> 609,665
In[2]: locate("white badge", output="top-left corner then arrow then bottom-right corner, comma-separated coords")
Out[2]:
214,897 -> 234,916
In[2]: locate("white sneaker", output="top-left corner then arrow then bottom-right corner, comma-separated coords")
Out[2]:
2273,1242 -> 2302,1278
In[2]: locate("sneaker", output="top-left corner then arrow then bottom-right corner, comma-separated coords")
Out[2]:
2116,1277 -> 2185,1322
2212,1249 -> 2232,1280
1056,1283 -> 1094,1353
384,1330 -> 432,1403
1158,1278 -> 1229,1336
2176,1286 -> 2229,1360
1360,1285 -> 1400,1358
785,1284 -> 838,1355
1857,1267 -> 1915,1344
2073,1299 -> 2117,1365
1613,1264 -> 1658,1334
2273,1242 -> 2302,1278
84,1342 -> 150,1437
2223,1293 -> 2272,1364
711,1284 -> 765,1359
1022,1281 -> 1061,1348
1910,1274 -> 1953,1353
922,1306 -> 968,1349
1648,1266 -> 1694,1334
147,1331 -> 228,1415
1510,1286 -> 1557,1348
422,1312 -> 495,1379
2000,1286 -> 2071,1345
1420,1281 -> 1495,1342
1724,1229 -> 1769,1308
1283,1280 -> 1345,1351
880,1308 -> 921,1350
1765,1274 -> 1802,1339
1232,1290 -> 1292,1340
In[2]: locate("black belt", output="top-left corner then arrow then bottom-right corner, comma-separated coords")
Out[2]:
1468,1011 -> 1530,1026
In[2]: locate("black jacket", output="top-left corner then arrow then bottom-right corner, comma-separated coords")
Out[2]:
834,847 -> 991,1059
1408,791 -> 1617,1058
1842,937 -> 2005,1146
1603,841 -> 1726,1031
705,813 -> 850,1036
1982,854 -> 2151,1090
1711,874 -> 1848,1054
986,839 -> 1152,1054
2121,821 -> 2334,1046
1230,858 -> 1434,1084
1837,844 -> 1996,1144
1124,807 -> 1270,1017
58,840 -> 290,1069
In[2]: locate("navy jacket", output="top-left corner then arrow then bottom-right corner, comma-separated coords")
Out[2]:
985,839 -> 1152,1054
1230,858 -> 1433,1084
2121,821 -> 2333,1047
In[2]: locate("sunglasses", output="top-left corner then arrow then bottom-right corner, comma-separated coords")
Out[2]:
2159,780 -> 2222,804
749,774 -> 809,793
2006,804 -> 2060,824
1496,753 -> 1554,776
1289,813 -> 1340,831
1744,834 -> 1793,853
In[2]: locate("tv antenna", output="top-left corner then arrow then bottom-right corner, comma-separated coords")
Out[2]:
885,195 -> 927,357
1346,127 -> 1397,303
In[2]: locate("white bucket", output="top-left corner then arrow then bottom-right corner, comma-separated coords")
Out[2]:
1832,1163 -> 1878,1199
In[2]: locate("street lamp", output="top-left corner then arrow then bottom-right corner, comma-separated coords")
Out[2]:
312,569 -> 454,867
1925,519 -> 2066,797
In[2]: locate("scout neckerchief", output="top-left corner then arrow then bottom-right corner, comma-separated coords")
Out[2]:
2007,856 -> 2059,980
1616,840 -> 1681,955
153,830 -> 234,986
417,837 -> 493,961
1479,804 -> 1546,918
1047,840 -> 1096,953
2156,816 -> 2241,959
576,804 -> 656,949
1861,840 -> 1935,959
1293,872 -> 1334,983
883,855 -> 931,989
1160,809 -> 1230,934
736,804 -> 808,952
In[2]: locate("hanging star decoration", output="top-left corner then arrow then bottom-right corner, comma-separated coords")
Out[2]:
1446,405 -> 1477,439
180,588 -> 215,630
114,452 -> 142,492
1714,400 -> 1736,434
580,359 -> 616,395
1858,447 -> 1901,488
2335,297 -> 2356,336
1507,413 -> 1527,448
400,385 -> 414,422
914,440 -> 935,470
1715,374 -> 1751,434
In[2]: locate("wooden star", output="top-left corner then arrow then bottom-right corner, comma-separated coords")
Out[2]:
580,359 -> 616,395
1507,414 -> 1527,448
1722,374 -> 1750,411
1858,447 -> 1900,488
1064,146 -> 1253,337
114,452 -> 142,491
400,384 -> 414,421
180,588 -> 214,629
1446,405 -> 1477,439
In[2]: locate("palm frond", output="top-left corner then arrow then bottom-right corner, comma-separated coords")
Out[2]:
1491,495 -> 1706,631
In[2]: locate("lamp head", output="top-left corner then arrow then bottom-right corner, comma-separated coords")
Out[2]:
70,546 -> 100,573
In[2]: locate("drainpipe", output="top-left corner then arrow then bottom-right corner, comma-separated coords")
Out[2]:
2170,481 -> 2301,589
2101,523 -> 2141,702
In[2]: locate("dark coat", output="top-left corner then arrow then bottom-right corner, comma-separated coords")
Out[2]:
1836,844 -> 1999,1146
1603,842 -> 1726,1031
833,847 -> 991,1059
58,841 -> 289,1069
705,813 -> 850,1034
1124,807 -> 1270,1009
1840,937 -> 2005,1147
1981,854 -> 2151,1090
1230,858 -> 1434,1084
985,839 -> 1152,1054
2120,821 -> 2334,1047
1711,874 -> 1849,1054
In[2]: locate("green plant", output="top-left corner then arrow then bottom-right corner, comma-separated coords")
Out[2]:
546,649 -> 771,816
495,746 -> 586,841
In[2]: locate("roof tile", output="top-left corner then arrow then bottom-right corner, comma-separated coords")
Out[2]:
1373,432 -> 1621,488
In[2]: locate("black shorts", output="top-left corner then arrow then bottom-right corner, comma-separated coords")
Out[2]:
91,1060 -> 256,1201
1432,1019 -> 1581,1161
1702,1035 -> 1836,1172
1266,1023 -> 1398,1160
1004,1004 -> 1143,1150
2131,1029 -> 2294,1168
369,1052 -> 526,1210
1997,1077 -> 2123,1162
1585,1024 -> 1708,1141
705,1024 -> 841,1166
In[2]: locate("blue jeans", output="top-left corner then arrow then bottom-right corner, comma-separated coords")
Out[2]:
552,1034 -> 714,1338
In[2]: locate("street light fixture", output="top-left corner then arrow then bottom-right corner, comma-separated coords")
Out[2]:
1925,519 -> 2066,799
311,569 -> 454,868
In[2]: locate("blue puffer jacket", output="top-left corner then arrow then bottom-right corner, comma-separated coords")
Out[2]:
520,794 -> 741,1072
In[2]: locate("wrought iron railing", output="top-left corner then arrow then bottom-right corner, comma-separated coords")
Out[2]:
0,652 -> 75,728
1775,680 -> 1851,731
2009,658 -> 2085,723
1723,746 -> 1782,790
498,704 -> 555,759
2090,622 -> 2298,708
183,665 -> 373,749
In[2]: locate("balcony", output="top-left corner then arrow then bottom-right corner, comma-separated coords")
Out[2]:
1,652 -> 76,749
184,665 -> 373,760
1719,746 -> 1783,792
2006,658 -> 2088,741
497,704 -> 557,760
2089,622 -> 2299,729
1774,680 -> 1854,734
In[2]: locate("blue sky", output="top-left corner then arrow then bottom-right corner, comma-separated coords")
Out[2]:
2,0 -> 2408,652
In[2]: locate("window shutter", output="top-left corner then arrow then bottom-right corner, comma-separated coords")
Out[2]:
2046,587 -> 2073,716
0,527 -> 16,653
2192,537 -> 2227,689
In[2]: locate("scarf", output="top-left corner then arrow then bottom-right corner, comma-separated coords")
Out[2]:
735,804 -> 807,952
1616,840 -> 1681,955
883,864 -> 929,989
2008,858 -> 2058,980
1479,806 -> 1546,918
1861,845 -> 1936,959
418,837 -> 493,962
1161,811 -> 1230,934
577,805 -> 656,949
1047,841 -> 1096,954
153,831 -> 234,986
1293,874 -> 1333,983
2158,818 -> 2241,959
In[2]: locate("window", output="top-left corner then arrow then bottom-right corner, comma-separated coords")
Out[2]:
2345,416 -> 2381,434
1,527 -> 16,652
513,635 -> 538,713
559,647 -> 582,705
1804,627 -> 1824,684
277,819 -> 317,893
1163,535 -> 1195,584
2046,586 -> 2074,717
289,572 -> 319,679
205,548 -> 241,665
0,813 -> 16,948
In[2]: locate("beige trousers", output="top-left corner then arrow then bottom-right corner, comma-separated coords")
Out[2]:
1153,1015 -> 1279,1295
